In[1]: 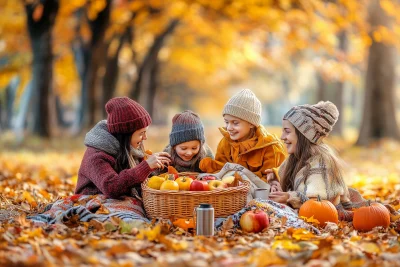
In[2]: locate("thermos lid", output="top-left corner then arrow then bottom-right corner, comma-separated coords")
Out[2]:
199,203 -> 212,208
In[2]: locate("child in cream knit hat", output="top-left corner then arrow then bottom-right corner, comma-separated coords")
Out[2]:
199,89 -> 286,180
267,101 -> 370,221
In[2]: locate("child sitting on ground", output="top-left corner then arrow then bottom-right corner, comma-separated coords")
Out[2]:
161,110 -> 214,173
199,89 -> 286,181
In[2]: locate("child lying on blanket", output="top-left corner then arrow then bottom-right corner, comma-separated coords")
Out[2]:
266,101 -> 368,221
199,89 -> 286,181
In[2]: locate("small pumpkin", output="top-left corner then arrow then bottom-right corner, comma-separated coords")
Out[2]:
173,218 -> 195,230
299,196 -> 338,227
353,201 -> 390,231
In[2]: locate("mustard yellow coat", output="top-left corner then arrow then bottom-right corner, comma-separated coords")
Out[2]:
199,125 -> 286,181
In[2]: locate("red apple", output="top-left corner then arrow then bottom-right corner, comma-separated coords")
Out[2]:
208,180 -> 227,190
190,180 -> 209,191
239,209 -> 269,233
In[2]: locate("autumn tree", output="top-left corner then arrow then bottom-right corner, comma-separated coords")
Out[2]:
25,0 -> 59,137
356,0 -> 400,146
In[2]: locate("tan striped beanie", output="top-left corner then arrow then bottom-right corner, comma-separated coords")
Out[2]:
222,89 -> 262,126
283,101 -> 339,144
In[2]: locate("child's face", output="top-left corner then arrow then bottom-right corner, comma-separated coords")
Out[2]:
223,114 -> 255,142
281,120 -> 298,154
175,140 -> 201,161
130,126 -> 149,149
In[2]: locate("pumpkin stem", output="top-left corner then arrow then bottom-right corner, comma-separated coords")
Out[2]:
367,199 -> 371,206
168,174 -> 175,180
317,195 -> 321,202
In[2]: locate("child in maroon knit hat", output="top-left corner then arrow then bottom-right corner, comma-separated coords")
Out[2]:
75,97 -> 171,201
160,110 -> 214,173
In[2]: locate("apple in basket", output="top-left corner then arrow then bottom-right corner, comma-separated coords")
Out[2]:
160,177 -> 179,191
190,180 -> 209,191
175,176 -> 193,191
239,209 -> 269,233
208,180 -> 227,190
147,176 -> 166,190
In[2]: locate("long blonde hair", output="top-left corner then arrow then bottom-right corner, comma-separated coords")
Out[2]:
281,128 -> 347,197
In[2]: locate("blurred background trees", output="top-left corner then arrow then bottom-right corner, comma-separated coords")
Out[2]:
0,0 -> 399,146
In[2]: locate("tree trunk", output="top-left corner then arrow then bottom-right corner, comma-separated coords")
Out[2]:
102,28 -> 130,117
330,30 -> 347,136
6,77 -> 19,129
75,0 -> 111,132
12,81 -> 33,143
356,0 -> 400,145
55,95 -> 72,127
0,76 -> 19,130
25,0 -> 59,138
316,30 -> 347,136
130,19 -> 179,116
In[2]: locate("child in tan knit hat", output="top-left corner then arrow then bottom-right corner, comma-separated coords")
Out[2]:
199,89 -> 286,180
267,101 -> 368,221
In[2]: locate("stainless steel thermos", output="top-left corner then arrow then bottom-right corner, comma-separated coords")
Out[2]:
195,203 -> 214,236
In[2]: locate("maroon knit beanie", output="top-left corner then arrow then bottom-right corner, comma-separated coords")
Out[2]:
105,97 -> 152,134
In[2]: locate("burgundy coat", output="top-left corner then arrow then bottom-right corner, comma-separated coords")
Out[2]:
75,147 -> 152,199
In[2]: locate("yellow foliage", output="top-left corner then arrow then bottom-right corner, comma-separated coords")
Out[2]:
136,225 -> 161,241
87,0 -> 108,20
272,240 -> 302,251
248,248 -> 286,266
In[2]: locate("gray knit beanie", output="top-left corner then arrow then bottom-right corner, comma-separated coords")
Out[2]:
170,110 -> 205,147
283,101 -> 339,144
222,89 -> 262,126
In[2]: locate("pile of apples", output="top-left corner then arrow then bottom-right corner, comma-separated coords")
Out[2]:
147,174 -> 237,191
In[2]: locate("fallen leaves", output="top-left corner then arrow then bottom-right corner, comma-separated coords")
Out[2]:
0,140 -> 399,266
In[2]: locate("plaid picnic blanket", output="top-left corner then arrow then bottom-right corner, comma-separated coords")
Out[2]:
215,199 -> 321,234
28,194 -> 150,225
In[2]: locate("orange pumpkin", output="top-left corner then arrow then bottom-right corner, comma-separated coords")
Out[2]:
173,218 -> 195,230
353,201 -> 390,231
299,196 -> 338,227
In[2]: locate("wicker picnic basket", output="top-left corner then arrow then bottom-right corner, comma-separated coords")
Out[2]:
142,172 -> 250,219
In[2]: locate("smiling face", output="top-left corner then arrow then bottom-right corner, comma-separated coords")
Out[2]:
130,127 -> 149,149
281,120 -> 298,154
174,140 -> 201,161
223,114 -> 255,142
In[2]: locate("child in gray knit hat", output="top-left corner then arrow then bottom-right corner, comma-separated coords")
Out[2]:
161,110 -> 214,173
267,101 -> 369,221
199,89 -> 286,180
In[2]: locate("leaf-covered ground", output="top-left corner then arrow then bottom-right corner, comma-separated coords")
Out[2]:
0,133 -> 399,267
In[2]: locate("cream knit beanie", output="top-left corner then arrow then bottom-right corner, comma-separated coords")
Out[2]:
222,89 -> 262,126
283,101 -> 339,144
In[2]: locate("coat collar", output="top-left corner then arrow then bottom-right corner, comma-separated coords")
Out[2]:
219,125 -> 283,155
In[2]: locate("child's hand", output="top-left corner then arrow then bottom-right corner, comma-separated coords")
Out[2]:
146,152 -> 171,170
265,169 -> 277,183
269,181 -> 282,192
269,191 -> 289,204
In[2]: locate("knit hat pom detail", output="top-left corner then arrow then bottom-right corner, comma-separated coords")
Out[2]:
315,101 -> 339,122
